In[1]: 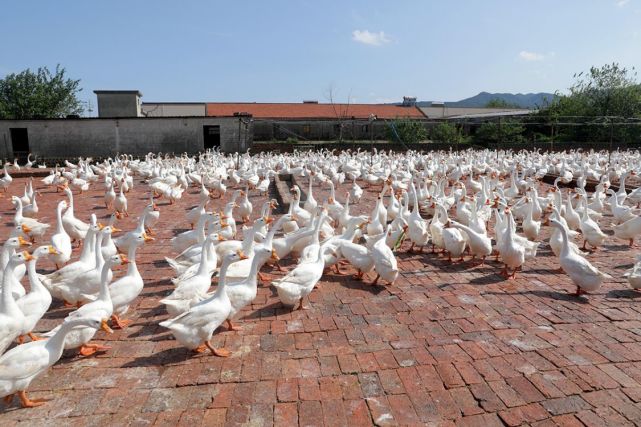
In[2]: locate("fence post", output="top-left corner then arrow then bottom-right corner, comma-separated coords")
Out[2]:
609,117 -> 614,153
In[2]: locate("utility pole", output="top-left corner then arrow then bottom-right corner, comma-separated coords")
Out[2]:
609,117 -> 614,153
369,114 -> 376,155
237,116 -> 242,154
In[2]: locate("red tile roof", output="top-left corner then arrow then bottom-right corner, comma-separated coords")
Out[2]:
206,103 -> 426,120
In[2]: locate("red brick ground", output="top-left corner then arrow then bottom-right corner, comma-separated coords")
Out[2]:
0,174 -> 640,426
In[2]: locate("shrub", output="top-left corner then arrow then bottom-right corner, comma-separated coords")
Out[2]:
387,118 -> 427,143
430,122 -> 461,144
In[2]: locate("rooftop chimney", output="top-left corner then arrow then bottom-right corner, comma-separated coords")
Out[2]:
402,96 -> 417,107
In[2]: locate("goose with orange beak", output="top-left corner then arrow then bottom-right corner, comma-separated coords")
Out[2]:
0,235 -> 32,294
109,233 -> 149,329
41,254 -> 128,356
11,196 -> 50,241
0,315 -> 111,408
160,251 -> 246,356
17,246 -> 60,343
0,252 -> 32,354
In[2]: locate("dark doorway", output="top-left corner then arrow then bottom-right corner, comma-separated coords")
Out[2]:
203,125 -> 220,150
10,128 -> 29,161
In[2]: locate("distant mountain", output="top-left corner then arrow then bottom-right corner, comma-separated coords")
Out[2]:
415,92 -> 556,109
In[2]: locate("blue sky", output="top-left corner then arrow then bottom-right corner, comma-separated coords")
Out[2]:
2,1 -> 640,113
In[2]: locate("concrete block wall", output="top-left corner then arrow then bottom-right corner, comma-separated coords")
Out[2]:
0,116 -> 252,160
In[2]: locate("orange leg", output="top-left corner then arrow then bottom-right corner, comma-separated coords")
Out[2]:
78,343 -> 111,357
18,391 -> 48,408
226,319 -> 242,331
205,341 -> 231,357
27,332 -> 44,341
193,344 -> 207,353
111,314 -> 132,329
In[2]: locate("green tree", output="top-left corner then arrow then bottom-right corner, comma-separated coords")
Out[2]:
387,118 -> 427,143
0,65 -> 84,119
538,63 -> 641,143
475,119 -> 525,143
430,122 -> 461,144
485,98 -> 521,109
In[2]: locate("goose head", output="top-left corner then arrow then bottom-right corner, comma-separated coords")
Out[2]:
32,245 -> 59,259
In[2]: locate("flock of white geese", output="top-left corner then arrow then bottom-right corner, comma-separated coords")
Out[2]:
0,148 -> 640,409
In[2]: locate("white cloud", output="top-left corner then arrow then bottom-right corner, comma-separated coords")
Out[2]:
519,50 -> 545,61
617,0 -> 630,7
352,30 -> 391,46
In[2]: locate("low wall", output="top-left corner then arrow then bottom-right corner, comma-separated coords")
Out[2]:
0,117 -> 250,160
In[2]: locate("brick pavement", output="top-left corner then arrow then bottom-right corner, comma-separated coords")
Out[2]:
0,174 -> 640,426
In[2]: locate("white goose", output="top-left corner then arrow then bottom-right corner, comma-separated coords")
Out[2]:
371,225 -> 399,285
0,164 -> 13,192
225,246 -> 275,330
442,221 -> 467,263
449,220 -> 492,265
237,188 -> 253,223
109,233 -> 147,329
49,200 -> 72,268
578,196 -> 607,251
550,218 -> 611,296
61,186 -> 89,244
498,211 -> 525,279
272,244 -> 330,310
161,235 -> 219,316
0,252 -> 31,354
16,246 -> 58,343
623,254 -> 641,290
160,251 -> 245,356
0,316 -> 108,408
303,173 -> 318,214
40,221 -> 100,302
0,236 -> 31,289
11,197 -> 50,241
42,254 -> 125,356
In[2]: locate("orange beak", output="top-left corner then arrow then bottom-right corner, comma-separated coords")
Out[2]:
142,232 -> 154,242
271,249 -> 280,261
23,251 -> 35,261
18,236 -> 31,246
21,224 -> 32,234
119,254 -> 130,264
237,250 -> 249,260
48,245 -> 59,255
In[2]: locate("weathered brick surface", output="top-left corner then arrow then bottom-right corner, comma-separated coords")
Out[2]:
0,175 -> 640,426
